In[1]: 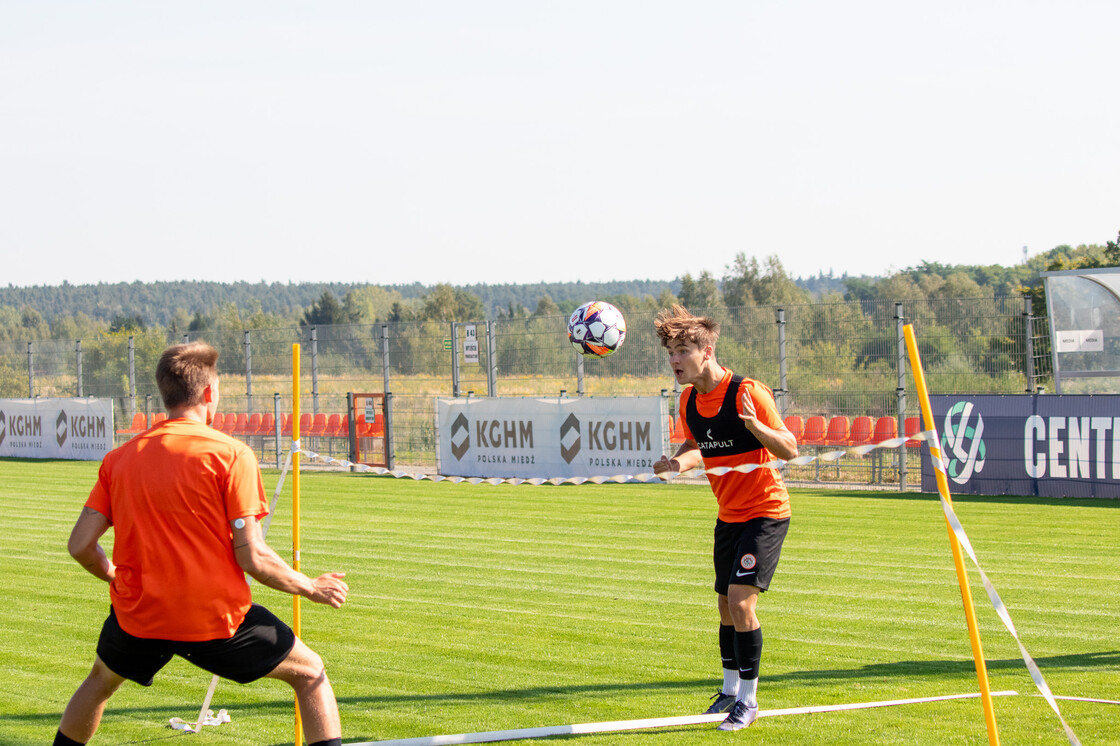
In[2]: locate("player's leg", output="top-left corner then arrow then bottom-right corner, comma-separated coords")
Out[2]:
705,521 -> 741,714
718,516 -> 789,731
56,657 -> 126,745
265,637 -> 342,746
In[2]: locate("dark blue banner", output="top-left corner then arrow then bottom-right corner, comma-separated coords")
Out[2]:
921,395 -> 1120,498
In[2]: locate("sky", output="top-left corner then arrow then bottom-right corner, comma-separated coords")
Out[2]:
2,1 -> 1118,288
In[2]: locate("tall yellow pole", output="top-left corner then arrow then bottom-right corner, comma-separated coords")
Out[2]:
904,324 -> 999,746
292,343 -> 303,746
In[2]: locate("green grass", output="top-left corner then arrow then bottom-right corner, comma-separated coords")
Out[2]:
1,459 -> 1117,745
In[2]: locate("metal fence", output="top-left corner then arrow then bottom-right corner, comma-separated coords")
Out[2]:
0,296 -> 1049,488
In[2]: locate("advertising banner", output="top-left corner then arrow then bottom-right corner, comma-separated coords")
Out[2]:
436,396 -> 668,479
0,398 -> 114,461
921,395 -> 1120,498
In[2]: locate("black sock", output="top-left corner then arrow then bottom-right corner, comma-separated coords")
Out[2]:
734,627 -> 763,681
719,623 -> 737,672
53,731 -> 85,746
308,739 -> 342,746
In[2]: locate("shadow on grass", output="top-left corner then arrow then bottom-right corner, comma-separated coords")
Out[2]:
791,488 -> 1120,509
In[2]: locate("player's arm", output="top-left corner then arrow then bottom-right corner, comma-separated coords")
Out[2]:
231,515 -> 348,608
739,387 -> 798,461
68,507 -> 116,583
653,438 -> 703,477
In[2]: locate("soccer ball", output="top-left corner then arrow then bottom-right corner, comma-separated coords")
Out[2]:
567,301 -> 627,358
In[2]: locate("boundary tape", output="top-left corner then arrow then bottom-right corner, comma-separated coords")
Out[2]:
291,431 -> 937,486
349,691 -> 1019,745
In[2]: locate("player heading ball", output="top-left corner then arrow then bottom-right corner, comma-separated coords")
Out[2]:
653,305 -> 798,732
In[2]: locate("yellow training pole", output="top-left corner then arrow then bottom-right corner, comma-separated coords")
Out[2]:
292,343 -> 303,745
904,324 -> 999,746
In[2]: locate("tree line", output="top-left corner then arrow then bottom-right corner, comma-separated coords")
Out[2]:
1,237 -> 1116,346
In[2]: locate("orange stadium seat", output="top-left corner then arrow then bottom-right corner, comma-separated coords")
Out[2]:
802,415 -> 826,446
904,417 -> 922,448
783,415 -> 804,442
848,415 -> 873,447
117,412 -> 148,436
873,416 -> 897,444
825,416 -> 850,448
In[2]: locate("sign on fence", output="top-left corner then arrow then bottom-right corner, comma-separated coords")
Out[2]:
0,398 -> 114,461
921,394 -> 1120,498
436,396 -> 668,479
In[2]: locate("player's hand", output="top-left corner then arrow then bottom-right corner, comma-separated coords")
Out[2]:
653,456 -> 679,479
308,572 -> 349,608
739,388 -> 758,429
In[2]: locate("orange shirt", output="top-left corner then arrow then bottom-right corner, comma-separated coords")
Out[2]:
679,369 -> 791,523
85,418 -> 268,640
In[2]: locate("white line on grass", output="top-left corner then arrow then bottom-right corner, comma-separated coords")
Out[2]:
351,690 -> 1019,746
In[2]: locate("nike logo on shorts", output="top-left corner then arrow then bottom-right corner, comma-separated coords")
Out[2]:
736,569 -> 756,577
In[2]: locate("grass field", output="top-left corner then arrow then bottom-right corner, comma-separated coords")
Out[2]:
1,458 -> 1117,745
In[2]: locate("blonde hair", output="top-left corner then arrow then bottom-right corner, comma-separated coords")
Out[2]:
654,304 -> 720,350
156,342 -> 219,410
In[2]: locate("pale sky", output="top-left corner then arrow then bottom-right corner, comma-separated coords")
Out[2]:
2,1 -> 1117,288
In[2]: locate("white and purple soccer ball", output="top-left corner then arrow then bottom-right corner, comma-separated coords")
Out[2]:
567,301 -> 627,358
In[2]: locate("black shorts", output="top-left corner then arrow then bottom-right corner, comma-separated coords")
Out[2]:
713,517 -> 790,595
96,603 -> 296,687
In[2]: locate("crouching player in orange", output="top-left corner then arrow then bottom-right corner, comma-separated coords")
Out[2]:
653,305 -> 798,731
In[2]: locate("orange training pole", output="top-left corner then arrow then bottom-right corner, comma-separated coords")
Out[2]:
904,324 -> 999,746
292,343 -> 303,745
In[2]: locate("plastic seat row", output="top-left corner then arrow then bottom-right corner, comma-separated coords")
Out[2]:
118,412 -> 384,439
667,414 -> 922,450
783,414 -> 922,449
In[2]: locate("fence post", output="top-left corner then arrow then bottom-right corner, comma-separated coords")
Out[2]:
1023,296 -> 1036,393
576,354 -> 585,396
895,302 -> 908,491
128,336 -> 136,418
310,327 -> 320,415
381,324 -> 395,471
182,333 -> 189,344
27,342 -> 34,397
346,392 -> 357,469
244,331 -> 253,415
775,308 -> 787,417
273,392 -> 282,469
76,340 -> 83,397
486,320 -> 497,397
451,322 -> 461,397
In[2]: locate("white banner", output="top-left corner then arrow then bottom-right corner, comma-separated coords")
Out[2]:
0,398 -> 114,461
436,397 -> 668,479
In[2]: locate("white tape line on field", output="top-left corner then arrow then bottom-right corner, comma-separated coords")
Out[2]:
349,691 -> 1019,746
926,441 -> 1081,746
292,430 -> 936,486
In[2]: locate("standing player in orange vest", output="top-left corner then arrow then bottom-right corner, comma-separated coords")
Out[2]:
653,305 -> 798,731
56,342 -> 349,746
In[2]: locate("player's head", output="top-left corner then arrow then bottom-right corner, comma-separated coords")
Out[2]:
654,304 -> 720,351
156,342 -> 220,410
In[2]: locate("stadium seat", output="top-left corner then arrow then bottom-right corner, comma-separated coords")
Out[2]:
872,416 -> 898,444
210,412 -> 225,431
308,413 -> 328,438
231,413 -> 250,436
152,412 -> 167,425
245,413 -> 263,436
297,413 -> 312,437
221,412 -> 238,434
871,416 -> 899,483
848,415 -> 873,447
904,416 -> 922,448
338,414 -> 351,439
802,415 -> 826,446
783,415 -> 804,442
259,413 -> 276,438
325,413 -> 343,437
117,412 -> 148,436
824,416 -> 850,448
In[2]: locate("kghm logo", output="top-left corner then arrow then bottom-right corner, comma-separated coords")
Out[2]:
0,410 -> 6,447
450,413 -> 469,460
56,410 -> 69,447
560,413 -> 580,464
942,400 -> 985,484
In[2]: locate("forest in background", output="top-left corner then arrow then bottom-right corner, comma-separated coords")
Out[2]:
1,238 -> 1116,343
